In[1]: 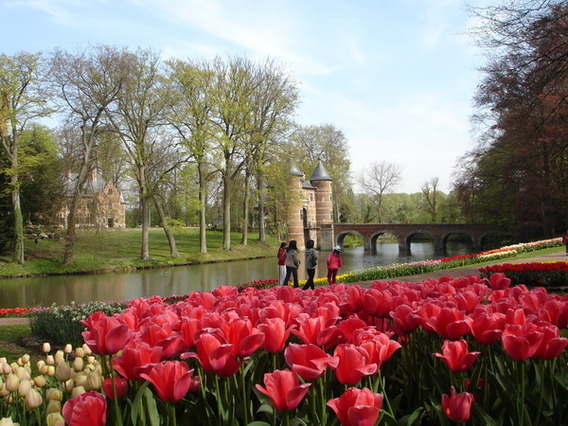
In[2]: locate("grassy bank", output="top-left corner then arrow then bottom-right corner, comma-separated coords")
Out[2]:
0,228 -> 277,278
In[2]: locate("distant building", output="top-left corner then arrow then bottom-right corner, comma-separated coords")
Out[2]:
286,160 -> 334,250
58,171 -> 126,229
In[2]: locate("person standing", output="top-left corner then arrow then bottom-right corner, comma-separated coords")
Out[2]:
563,231 -> 568,255
327,246 -> 342,285
283,240 -> 300,288
302,239 -> 318,290
277,242 -> 287,285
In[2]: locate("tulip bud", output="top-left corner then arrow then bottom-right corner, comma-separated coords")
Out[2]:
21,354 -> 30,365
85,372 -> 102,391
71,385 -> 86,398
46,412 -> 65,426
55,362 -> 73,382
46,355 -> 54,365
16,367 -> 31,381
46,388 -> 62,402
64,344 -> 73,354
46,399 -> 61,414
0,384 -> 8,397
54,351 -> 65,365
42,342 -> 51,353
1,363 -> 10,374
72,357 -> 84,372
74,347 -> 85,359
0,417 -> 18,426
9,363 -> 18,372
82,344 -> 92,355
18,379 -> 31,397
46,366 -> 55,376
33,375 -> 47,388
0,357 -> 6,364
25,388 -> 43,409
64,378 -> 74,393
74,372 -> 87,388
87,356 -> 96,365
4,374 -> 19,392
39,364 -> 48,376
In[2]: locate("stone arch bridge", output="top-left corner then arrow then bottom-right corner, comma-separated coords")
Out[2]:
333,223 -> 504,253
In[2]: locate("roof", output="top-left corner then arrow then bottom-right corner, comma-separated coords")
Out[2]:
309,160 -> 332,181
289,165 -> 304,176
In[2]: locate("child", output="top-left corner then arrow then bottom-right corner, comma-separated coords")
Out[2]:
327,246 -> 342,285
277,242 -> 287,285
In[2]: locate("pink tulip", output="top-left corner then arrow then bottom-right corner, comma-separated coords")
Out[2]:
81,311 -> 133,355
284,343 -> 339,381
327,387 -> 383,426
333,344 -> 377,385
255,369 -> 311,411
62,391 -> 107,426
140,361 -> 194,403
434,340 -> 480,372
441,386 -> 474,422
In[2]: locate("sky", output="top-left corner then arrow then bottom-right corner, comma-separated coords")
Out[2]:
0,0 -> 492,193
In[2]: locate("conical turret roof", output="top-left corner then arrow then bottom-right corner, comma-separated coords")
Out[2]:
289,165 -> 304,176
309,160 -> 332,181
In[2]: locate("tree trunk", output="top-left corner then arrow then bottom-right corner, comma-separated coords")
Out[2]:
257,171 -> 266,243
11,184 -> 24,264
198,162 -> 207,254
153,194 -> 179,257
240,170 -> 250,246
63,162 -> 90,266
222,173 -> 231,250
140,193 -> 151,261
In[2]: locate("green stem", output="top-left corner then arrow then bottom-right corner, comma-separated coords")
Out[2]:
169,403 -> 177,426
110,360 -> 123,426
240,364 -> 249,425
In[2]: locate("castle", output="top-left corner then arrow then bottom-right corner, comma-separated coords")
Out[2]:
286,160 -> 334,251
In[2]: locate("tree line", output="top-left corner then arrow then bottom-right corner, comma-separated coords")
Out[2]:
455,0 -> 568,240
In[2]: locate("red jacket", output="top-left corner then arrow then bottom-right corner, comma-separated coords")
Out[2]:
277,248 -> 286,266
327,252 -> 342,270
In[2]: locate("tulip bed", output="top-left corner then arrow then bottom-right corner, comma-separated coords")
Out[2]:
480,262 -> 568,289
1,272 -> 567,425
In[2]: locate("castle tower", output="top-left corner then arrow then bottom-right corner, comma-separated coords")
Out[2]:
309,160 -> 334,250
286,165 -> 306,249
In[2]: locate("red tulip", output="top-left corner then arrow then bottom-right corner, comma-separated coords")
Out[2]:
102,376 -> 128,399
333,344 -> 377,385
434,340 -> 480,372
425,307 -> 472,339
113,340 -> 163,381
327,387 -> 383,426
501,323 -> 544,361
292,316 -> 342,349
390,303 -> 421,335
486,272 -> 511,290
358,333 -> 401,370
258,317 -> 293,353
533,324 -> 568,360
182,332 -> 242,377
221,317 -> 265,357
62,391 -> 107,426
138,320 -> 184,359
469,309 -> 506,344
140,361 -> 194,402
284,343 -> 339,381
81,311 -> 133,355
441,386 -> 474,422
255,369 -> 311,411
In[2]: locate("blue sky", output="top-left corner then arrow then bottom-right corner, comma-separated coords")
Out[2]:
0,0 -> 490,193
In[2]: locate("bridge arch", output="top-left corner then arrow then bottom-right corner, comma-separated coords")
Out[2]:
332,223 -> 505,253
336,230 -> 364,248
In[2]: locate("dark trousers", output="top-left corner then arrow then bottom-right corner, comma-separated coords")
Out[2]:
327,269 -> 338,285
284,266 -> 299,287
303,269 -> 316,290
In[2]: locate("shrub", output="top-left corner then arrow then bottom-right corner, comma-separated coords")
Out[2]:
30,301 -> 127,346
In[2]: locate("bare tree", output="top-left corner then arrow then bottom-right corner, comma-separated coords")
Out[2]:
107,48 -> 180,260
358,161 -> 401,223
420,177 -> 440,223
165,58 -> 217,254
48,45 -> 129,266
0,52 -> 50,263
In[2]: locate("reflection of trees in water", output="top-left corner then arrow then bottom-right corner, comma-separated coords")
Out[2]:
0,241 -> 474,308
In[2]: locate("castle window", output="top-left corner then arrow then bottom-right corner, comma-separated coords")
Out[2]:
108,188 -> 113,195
310,194 -> 313,201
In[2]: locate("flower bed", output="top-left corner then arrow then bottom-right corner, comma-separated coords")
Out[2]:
480,261 -> 568,289
1,273 -> 567,425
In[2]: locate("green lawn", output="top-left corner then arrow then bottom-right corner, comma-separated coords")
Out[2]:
0,228 -> 277,278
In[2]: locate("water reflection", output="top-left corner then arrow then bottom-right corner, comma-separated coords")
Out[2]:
0,241 -> 472,308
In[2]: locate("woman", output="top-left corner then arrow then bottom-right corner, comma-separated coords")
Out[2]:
283,240 -> 300,288
277,242 -> 287,285
302,239 -> 318,290
327,246 -> 342,285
